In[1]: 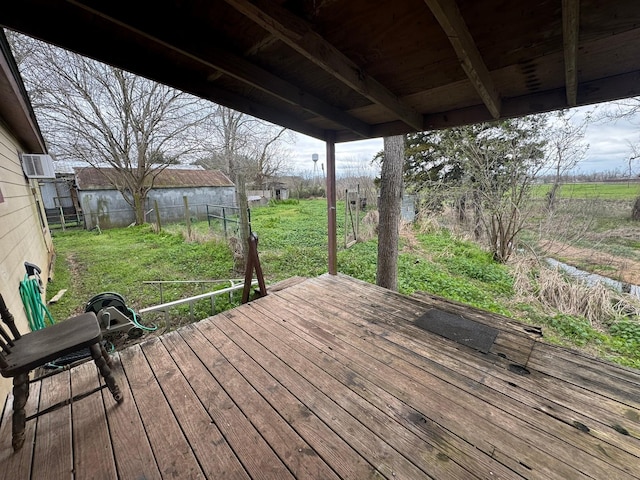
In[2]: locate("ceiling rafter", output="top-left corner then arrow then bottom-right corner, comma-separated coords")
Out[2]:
562,0 -> 580,106
222,0 -> 425,132
423,0 -> 501,119
68,0 -> 372,139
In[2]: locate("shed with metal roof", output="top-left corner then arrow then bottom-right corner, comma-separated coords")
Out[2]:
74,167 -> 235,229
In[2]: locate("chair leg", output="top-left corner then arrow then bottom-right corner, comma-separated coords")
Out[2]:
12,373 -> 29,451
100,344 -> 113,369
90,344 -> 123,403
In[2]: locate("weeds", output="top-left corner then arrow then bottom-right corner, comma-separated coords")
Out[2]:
49,199 -> 640,368
511,255 -> 640,328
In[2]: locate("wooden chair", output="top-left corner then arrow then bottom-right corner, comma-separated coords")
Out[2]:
0,294 -> 123,451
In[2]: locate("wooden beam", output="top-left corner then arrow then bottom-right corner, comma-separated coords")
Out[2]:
68,0 -> 372,139
326,131 -> 337,275
335,69 -> 640,142
199,82 -> 326,140
562,0 -> 580,106
423,0 -> 501,119
223,0 -> 425,132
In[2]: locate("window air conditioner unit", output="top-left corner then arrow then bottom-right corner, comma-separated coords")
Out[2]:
21,154 -> 56,179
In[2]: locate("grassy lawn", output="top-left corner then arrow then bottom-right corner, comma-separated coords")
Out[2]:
48,227 -> 236,324
533,181 -> 640,200
47,199 -> 640,369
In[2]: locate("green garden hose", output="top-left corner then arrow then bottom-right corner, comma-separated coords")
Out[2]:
19,274 -> 55,331
128,308 -> 157,331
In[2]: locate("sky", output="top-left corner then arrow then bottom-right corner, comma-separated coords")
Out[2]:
289,101 -> 640,177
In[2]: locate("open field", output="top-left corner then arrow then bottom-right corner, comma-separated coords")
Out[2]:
522,196 -> 640,284
533,181 -> 640,200
46,199 -> 640,369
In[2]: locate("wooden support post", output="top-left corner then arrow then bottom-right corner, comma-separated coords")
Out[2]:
59,206 -> 65,231
356,183 -> 360,240
326,131 -> 337,275
222,207 -> 228,239
237,174 -> 251,264
154,200 -> 162,232
241,233 -> 267,304
183,196 -> 191,238
344,188 -> 348,248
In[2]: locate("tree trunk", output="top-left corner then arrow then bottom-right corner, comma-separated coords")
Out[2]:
472,188 -> 483,240
376,135 -> 404,291
546,181 -> 560,211
456,194 -> 466,223
133,192 -> 145,225
632,196 -> 640,221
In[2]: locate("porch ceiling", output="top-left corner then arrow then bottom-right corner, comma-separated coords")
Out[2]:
2,1 -> 640,143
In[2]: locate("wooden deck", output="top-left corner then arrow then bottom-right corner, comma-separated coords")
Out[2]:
1,274 -> 639,479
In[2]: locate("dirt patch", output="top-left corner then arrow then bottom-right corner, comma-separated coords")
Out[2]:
63,253 -> 87,315
543,241 -> 640,285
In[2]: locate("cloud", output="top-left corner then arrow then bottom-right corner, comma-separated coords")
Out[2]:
291,135 -> 382,175
290,100 -> 640,176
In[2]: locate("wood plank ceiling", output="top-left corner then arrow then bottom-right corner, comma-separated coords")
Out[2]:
1,0 -> 640,143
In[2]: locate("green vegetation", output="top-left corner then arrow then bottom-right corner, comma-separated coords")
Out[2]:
518,311 -> 640,369
48,226 -> 236,323
47,199 -> 639,368
533,182 -> 640,200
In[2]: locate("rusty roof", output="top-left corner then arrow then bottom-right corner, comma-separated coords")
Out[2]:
74,167 -> 234,190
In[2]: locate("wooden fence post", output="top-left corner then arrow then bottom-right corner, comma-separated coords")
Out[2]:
183,196 -> 191,238
154,200 -> 162,232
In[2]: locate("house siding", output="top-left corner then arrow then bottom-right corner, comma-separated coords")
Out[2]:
0,124 -> 53,398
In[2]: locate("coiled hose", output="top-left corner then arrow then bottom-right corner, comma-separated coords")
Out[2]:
19,274 -> 55,331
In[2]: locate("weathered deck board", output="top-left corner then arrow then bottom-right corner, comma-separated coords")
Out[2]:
244,299 -> 521,479
250,289 -> 640,468
175,325 -> 341,480
119,345 -> 205,479
276,280 -> 640,473
271,283 -> 635,479
213,313 -> 428,479
158,331 -> 294,480
333,275 -> 640,437
528,343 -> 640,407
194,319 -> 377,479
0,382 -> 40,480
218,308 -> 473,479
140,338 -> 251,479
70,361 -> 118,480
99,357 -> 162,480
0,274 -> 638,479
31,371 -> 73,480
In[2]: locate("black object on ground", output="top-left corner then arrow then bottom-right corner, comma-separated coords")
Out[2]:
415,308 -> 498,354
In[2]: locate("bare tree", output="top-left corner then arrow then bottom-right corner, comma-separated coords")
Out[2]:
198,106 -> 292,186
9,32 -> 213,224
376,135 -> 404,291
544,110 -> 589,211
597,97 -> 640,220
336,155 -> 378,204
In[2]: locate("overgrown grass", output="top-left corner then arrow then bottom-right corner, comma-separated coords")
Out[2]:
48,226 -> 236,325
47,199 -> 639,368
